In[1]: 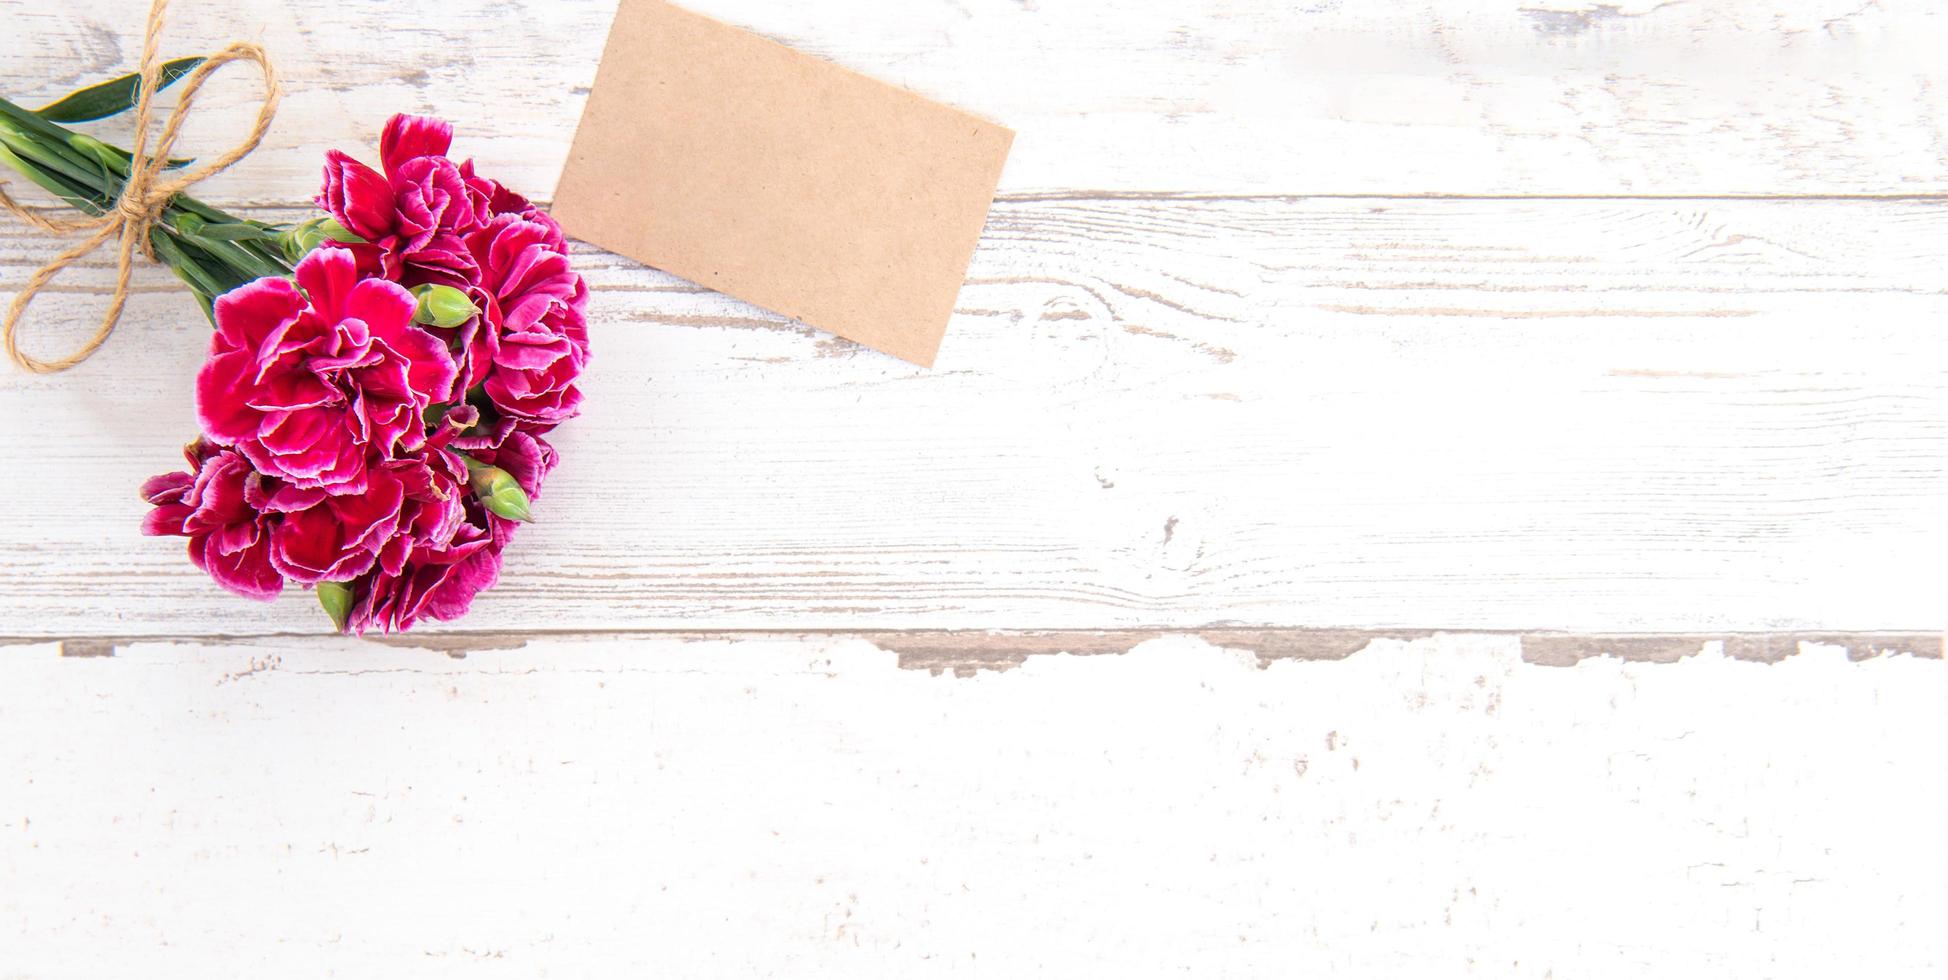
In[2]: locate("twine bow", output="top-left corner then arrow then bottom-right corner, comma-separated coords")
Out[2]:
0,0 -> 280,373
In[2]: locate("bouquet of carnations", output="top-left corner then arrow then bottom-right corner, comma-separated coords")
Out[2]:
1,58 -> 588,633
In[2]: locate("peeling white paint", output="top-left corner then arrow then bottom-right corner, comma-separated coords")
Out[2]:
2,634 -> 1941,976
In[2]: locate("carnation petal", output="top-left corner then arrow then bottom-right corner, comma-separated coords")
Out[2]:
201,537 -> 284,600
419,545 -> 503,621
140,471 -> 193,504
381,114 -> 454,177
332,471 -> 407,554
345,277 -> 419,334
271,506 -> 363,584
294,245 -> 362,324
320,150 -> 396,240
369,321 -> 458,405
495,333 -> 571,371
257,407 -> 336,456
212,275 -> 306,351
142,503 -> 192,537
195,348 -> 265,443
205,518 -> 264,558
188,453 -> 257,530
257,482 -> 330,513
248,367 -> 335,413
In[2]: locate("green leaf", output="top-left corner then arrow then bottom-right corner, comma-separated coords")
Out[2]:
36,57 -> 205,124
187,284 -> 216,324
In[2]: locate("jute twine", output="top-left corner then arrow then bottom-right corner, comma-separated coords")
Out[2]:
0,0 -> 279,373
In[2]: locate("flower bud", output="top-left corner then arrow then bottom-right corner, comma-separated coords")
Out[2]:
463,456 -> 533,523
317,580 -> 355,633
279,216 -> 364,264
412,284 -> 478,329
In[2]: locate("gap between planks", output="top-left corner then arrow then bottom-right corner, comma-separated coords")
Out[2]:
998,192 -> 1948,204
5,629 -> 1939,675
8,194 -> 1948,213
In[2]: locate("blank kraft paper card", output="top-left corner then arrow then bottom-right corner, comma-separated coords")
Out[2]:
552,0 -> 1016,367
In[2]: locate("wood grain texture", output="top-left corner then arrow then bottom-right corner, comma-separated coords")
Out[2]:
2,634 -> 1941,976
2,199 -> 1943,635
0,0 -> 1942,198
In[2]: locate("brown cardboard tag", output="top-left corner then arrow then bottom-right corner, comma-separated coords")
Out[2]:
552,0 -> 1014,367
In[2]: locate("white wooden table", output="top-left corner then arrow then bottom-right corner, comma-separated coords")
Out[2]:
2,1 -> 1943,975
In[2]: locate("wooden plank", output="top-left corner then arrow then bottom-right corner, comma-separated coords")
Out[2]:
1,633 -> 1941,974
2,198 -> 1942,635
0,0 -> 1942,197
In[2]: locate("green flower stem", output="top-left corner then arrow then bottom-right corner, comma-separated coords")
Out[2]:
0,122 -> 110,210
0,141 -> 101,213
147,228 -> 229,300
186,228 -> 288,282
0,98 -> 111,196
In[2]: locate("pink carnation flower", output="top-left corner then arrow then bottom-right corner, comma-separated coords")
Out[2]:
319,114 -> 496,284
468,216 -> 589,426
346,543 -> 503,634
195,246 -> 456,493
320,115 -> 589,441
140,441 -> 282,600
344,440 -> 551,634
